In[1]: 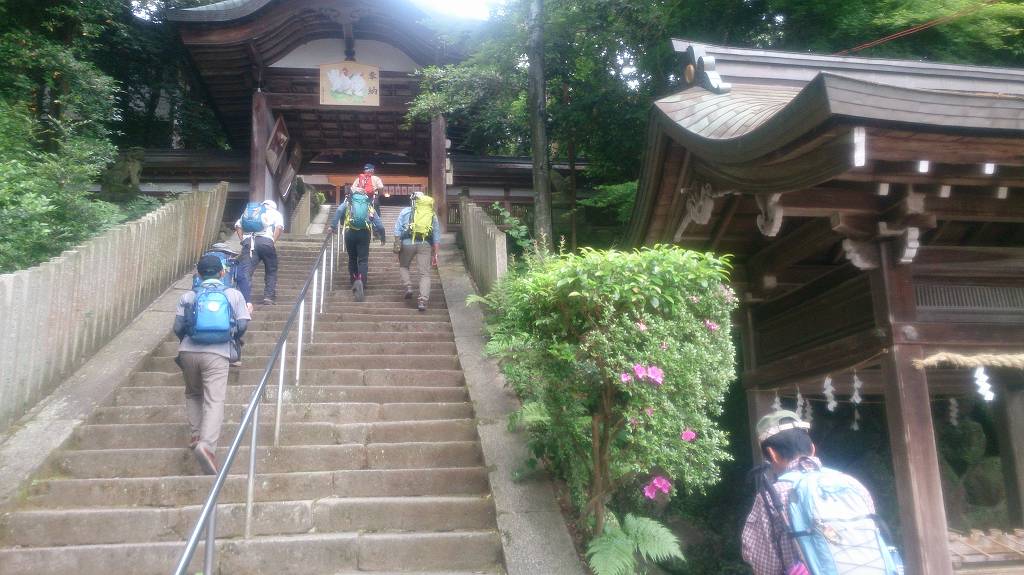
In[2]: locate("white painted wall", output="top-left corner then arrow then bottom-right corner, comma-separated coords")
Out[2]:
271,39 -> 419,71
447,186 -> 534,198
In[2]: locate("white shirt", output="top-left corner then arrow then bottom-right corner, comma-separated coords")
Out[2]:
351,175 -> 385,195
235,206 -> 285,242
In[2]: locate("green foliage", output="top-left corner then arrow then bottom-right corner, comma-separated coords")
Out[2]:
489,202 -> 533,253
587,512 -> 685,575
479,244 -> 738,537
579,181 -> 638,226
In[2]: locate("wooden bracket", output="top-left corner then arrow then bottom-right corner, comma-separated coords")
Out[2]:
673,182 -> 718,242
756,193 -> 784,237
843,238 -> 880,270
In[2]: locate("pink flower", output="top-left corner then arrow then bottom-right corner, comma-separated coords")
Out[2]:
646,366 -> 665,385
645,407 -> 654,417
651,476 -> 672,493
689,295 -> 701,303
635,321 -> 648,332
660,341 -> 669,351
680,428 -> 698,443
620,372 -> 633,384
703,319 -> 720,332
628,417 -> 640,428
719,284 -> 738,304
633,364 -> 648,380
643,483 -> 659,500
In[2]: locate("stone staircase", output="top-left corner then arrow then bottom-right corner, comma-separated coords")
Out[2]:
0,216 -> 504,574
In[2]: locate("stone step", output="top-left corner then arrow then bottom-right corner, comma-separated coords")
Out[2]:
126,369 -> 465,388
246,308 -> 451,322
144,354 -> 460,372
1,496 -> 497,547
91,402 -> 475,425
0,531 -> 501,575
240,331 -> 455,344
114,385 -> 470,407
72,420 -> 477,450
26,467 -> 490,508
50,442 -> 483,478
153,341 -> 458,358
251,320 -> 453,332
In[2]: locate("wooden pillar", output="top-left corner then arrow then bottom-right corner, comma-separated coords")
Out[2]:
871,246 -> 953,575
994,371 -> 1024,526
430,115 -> 447,232
249,92 -> 270,202
740,306 -> 770,465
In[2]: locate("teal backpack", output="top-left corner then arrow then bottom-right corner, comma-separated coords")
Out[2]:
779,465 -> 904,575
240,202 -> 266,233
346,192 -> 371,230
189,281 -> 234,344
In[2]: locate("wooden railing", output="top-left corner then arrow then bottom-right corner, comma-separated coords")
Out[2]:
459,199 -> 508,294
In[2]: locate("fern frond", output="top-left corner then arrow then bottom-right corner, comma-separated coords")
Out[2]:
622,514 -> 684,563
586,528 -> 637,575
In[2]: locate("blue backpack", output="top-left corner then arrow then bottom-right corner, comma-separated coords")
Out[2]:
191,251 -> 237,290
346,192 -> 371,230
188,281 -> 234,344
779,466 -> 903,575
240,202 -> 267,233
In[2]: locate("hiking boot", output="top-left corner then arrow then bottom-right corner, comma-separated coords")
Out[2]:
354,279 -> 365,302
417,298 -> 427,312
262,298 -> 274,306
404,288 -> 413,300
230,360 -> 242,367
193,445 -> 218,475
189,434 -> 199,450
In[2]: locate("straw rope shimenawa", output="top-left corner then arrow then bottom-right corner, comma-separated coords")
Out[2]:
912,352 -> 1024,371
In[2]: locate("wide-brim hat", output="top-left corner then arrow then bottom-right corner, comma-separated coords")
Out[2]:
210,242 -> 239,256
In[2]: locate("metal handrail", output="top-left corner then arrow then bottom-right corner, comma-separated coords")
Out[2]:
173,229 -> 342,575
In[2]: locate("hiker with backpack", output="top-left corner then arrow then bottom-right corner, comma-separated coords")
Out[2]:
742,410 -> 903,575
329,188 -> 385,302
235,199 -> 285,306
394,191 -> 440,312
173,254 -> 251,475
352,163 -> 385,215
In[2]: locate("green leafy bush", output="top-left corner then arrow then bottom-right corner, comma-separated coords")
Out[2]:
579,181 -> 638,227
478,244 -> 738,568
588,512 -> 684,575
490,202 -> 532,253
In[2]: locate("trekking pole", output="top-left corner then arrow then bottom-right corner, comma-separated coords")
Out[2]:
274,340 -> 286,446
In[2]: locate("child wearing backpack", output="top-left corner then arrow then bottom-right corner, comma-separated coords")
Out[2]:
742,410 -> 903,575
329,189 -> 385,302
394,191 -> 440,312
173,254 -> 251,475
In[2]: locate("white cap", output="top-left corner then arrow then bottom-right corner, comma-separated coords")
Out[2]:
262,200 -> 278,210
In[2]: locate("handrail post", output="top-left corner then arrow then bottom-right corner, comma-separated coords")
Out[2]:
244,401 -> 260,539
204,506 -> 216,574
329,233 -> 335,291
320,252 -> 326,313
296,300 -> 304,386
274,339 -> 286,447
310,269 -> 318,343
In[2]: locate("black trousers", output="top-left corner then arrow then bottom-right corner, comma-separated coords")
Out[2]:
238,236 -> 278,302
344,228 -> 370,284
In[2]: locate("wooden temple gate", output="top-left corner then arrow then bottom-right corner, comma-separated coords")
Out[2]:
168,0 -> 453,230
628,40 -> 1024,575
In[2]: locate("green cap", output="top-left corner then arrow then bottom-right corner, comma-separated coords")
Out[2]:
756,409 -> 810,444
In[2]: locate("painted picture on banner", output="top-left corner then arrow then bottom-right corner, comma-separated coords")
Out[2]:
265,116 -> 289,174
278,142 -> 302,198
320,61 -> 380,107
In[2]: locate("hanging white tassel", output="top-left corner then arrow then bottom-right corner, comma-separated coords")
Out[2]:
823,375 -> 837,412
851,372 -> 863,431
949,398 -> 959,427
771,390 -> 782,411
795,387 -> 805,420
974,367 -> 995,402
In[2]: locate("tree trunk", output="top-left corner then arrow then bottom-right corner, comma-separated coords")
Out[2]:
527,0 -> 552,245
568,136 -> 577,251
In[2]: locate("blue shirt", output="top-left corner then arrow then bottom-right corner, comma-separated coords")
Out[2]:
394,206 -> 441,246
330,200 -> 385,236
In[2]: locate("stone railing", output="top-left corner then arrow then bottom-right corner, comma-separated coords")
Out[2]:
0,183 -> 229,435
460,199 -> 507,294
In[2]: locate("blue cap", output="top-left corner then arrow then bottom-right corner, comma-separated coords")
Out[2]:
363,163 -> 375,172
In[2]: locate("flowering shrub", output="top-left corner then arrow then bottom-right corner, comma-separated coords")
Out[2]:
479,244 -> 737,546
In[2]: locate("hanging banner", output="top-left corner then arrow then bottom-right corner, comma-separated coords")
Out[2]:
320,61 -> 380,107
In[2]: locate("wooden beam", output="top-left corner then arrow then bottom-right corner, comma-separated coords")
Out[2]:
871,247 -> 953,575
743,329 -> 884,389
249,91 -> 270,201
837,160 -> 1024,187
265,92 -> 410,113
430,114 -> 447,232
706,195 -> 739,251
779,187 -> 885,217
746,218 -> 839,289
926,193 -> 1024,223
913,246 -> 1024,275
893,322 -> 1024,349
